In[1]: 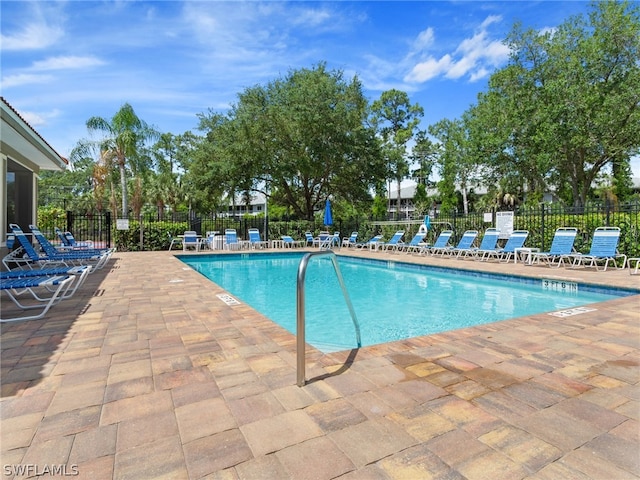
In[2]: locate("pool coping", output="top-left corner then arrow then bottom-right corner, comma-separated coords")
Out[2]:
1,249 -> 638,479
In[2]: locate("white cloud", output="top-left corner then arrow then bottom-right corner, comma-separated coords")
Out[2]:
405,55 -> 454,83
0,22 -> 63,51
31,56 -> 106,71
1,73 -> 54,89
404,15 -> 510,85
19,109 -> 61,128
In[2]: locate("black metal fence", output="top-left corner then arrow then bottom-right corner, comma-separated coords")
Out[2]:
47,201 -> 639,257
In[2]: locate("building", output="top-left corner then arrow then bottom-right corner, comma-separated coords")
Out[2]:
1,97 -> 68,252
219,192 -> 267,217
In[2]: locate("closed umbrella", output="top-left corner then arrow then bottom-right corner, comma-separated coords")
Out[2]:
323,198 -> 333,226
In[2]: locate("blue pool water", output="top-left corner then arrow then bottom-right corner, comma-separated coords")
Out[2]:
179,253 -> 630,352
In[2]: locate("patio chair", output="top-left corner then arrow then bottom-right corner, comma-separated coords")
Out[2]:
480,230 -> 529,262
445,230 -> 479,258
6,224 -> 111,271
248,228 -> 269,249
378,231 -> 405,252
460,228 -> 500,260
314,231 -> 331,248
281,235 -> 305,248
1,273 -> 76,322
304,232 -> 315,246
566,226 -> 626,271
182,231 -> 200,252
421,230 -> 454,256
399,232 -> 427,254
529,227 -> 578,268
31,224 -> 114,258
1,264 -> 92,300
55,227 -> 95,249
168,233 -> 182,251
342,232 -> 358,248
224,229 -> 247,250
355,234 -> 384,249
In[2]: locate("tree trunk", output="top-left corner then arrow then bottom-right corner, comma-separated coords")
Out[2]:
119,160 -> 128,218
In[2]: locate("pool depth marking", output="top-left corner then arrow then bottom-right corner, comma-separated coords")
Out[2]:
217,293 -> 241,306
542,278 -> 578,293
549,307 -> 596,317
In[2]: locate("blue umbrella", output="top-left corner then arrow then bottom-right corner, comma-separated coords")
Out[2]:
323,198 -> 333,226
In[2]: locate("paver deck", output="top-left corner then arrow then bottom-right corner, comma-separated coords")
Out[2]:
1,248 -> 639,479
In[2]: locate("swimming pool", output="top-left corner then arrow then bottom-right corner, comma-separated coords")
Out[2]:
179,252 -> 631,352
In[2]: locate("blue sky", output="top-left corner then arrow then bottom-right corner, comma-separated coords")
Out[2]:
2,1 -> 637,176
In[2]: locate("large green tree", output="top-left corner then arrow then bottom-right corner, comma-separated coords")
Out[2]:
470,0 -> 640,207
76,103 -> 158,217
370,90 -> 423,219
196,63 -> 384,220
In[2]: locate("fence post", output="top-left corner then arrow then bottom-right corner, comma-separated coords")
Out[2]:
139,214 -> 144,251
540,204 -> 546,252
106,211 -> 112,248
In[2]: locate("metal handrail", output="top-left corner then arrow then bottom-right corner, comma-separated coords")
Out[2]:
296,251 -> 361,386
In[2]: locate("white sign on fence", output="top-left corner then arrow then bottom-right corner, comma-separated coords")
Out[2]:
116,219 -> 130,230
496,211 -> 514,239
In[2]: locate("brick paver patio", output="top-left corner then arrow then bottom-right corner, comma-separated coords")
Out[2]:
1,248 -> 638,479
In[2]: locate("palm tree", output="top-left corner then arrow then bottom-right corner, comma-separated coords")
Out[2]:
85,103 -> 158,218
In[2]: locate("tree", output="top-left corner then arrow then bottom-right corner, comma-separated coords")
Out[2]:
471,0 -> 640,207
429,117 -> 477,214
370,90 -> 423,219
38,156 -> 96,210
196,63 -> 384,220
82,103 -> 158,217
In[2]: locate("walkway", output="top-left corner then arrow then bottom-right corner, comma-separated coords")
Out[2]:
1,249 -> 638,479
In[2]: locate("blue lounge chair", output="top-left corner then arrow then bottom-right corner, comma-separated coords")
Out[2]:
480,230 -> 529,262
399,232 -> 427,254
55,227 -> 97,250
304,232 -> 315,246
529,227 -> 578,268
445,230 -> 479,258
248,228 -> 269,249
6,224 -> 111,270
281,235 -> 304,248
1,265 -> 91,299
566,226 -> 626,271
422,230 -> 454,256
460,228 -> 500,260
355,234 -> 384,249
1,274 -> 76,322
31,224 -> 113,259
378,231 -> 405,252
342,232 -> 358,248
224,229 -> 247,250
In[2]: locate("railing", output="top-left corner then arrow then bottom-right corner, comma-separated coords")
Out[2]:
296,251 -> 361,386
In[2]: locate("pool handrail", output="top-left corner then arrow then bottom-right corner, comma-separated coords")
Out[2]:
296,250 -> 361,386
